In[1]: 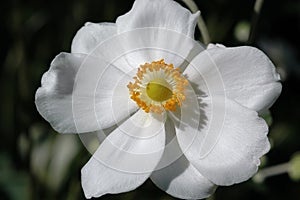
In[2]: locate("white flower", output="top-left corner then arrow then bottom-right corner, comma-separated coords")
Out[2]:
35,0 -> 282,199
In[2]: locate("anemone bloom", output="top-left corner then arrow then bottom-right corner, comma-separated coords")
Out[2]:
35,0 -> 282,199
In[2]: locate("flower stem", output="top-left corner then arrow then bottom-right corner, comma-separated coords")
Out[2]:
248,0 -> 265,44
181,0 -> 211,45
254,162 -> 291,182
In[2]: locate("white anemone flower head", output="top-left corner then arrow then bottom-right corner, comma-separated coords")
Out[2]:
35,0 -> 282,199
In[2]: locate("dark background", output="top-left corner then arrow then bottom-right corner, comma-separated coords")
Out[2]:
1,0 -> 300,199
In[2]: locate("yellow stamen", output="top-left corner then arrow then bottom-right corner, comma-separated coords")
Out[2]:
127,59 -> 188,114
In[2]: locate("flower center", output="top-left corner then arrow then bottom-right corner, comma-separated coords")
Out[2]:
127,59 -> 188,114
146,79 -> 173,102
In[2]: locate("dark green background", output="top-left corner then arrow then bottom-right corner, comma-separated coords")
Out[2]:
1,0 -> 300,199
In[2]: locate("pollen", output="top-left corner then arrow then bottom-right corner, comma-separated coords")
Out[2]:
127,59 -> 188,114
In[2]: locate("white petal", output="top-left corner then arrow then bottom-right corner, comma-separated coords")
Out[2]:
71,22 -> 117,54
151,118 -> 216,199
35,53 -> 136,133
88,27 -> 204,72
78,125 -> 118,154
81,110 -> 165,198
116,0 -> 199,38
186,45 -> 282,112
151,157 -> 216,200
176,96 -> 270,186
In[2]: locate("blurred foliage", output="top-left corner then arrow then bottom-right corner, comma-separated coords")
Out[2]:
289,152 -> 300,181
0,0 -> 300,199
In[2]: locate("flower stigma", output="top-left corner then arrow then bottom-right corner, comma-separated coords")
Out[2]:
127,59 -> 188,114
